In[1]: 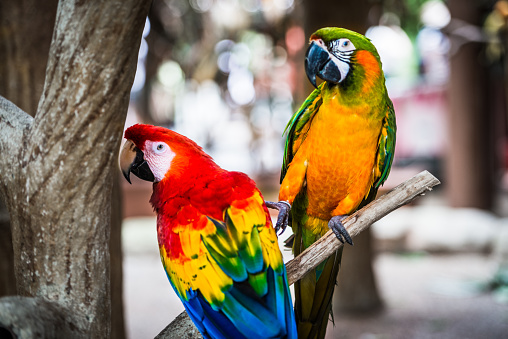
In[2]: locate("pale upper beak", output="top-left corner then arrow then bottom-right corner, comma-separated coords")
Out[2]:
119,140 -> 155,183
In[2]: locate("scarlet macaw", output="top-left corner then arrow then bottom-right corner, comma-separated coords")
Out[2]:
120,124 -> 297,339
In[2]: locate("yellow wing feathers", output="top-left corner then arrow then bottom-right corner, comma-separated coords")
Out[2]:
161,190 -> 283,308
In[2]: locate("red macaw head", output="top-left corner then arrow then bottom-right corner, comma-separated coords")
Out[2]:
119,124 -> 208,184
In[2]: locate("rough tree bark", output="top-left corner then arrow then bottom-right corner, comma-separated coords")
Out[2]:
0,0 -> 151,337
0,2 -> 128,336
0,0 -> 58,299
110,170 -> 126,339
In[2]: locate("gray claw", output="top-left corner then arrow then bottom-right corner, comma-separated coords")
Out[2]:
265,201 -> 291,236
328,215 -> 353,245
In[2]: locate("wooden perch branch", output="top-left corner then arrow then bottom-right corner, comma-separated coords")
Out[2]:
285,170 -> 440,285
155,170 -> 441,338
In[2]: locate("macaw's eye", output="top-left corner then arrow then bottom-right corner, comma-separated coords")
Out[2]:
335,38 -> 355,52
153,142 -> 167,154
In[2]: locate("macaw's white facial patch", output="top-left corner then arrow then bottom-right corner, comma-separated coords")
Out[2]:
143,140 -> 176,182
329,38 -> 356,83
331,38 -> 356,53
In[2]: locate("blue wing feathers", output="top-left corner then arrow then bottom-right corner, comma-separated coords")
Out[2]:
182,293 -> 207,336
223,288 -> 282,338
183,291 -> 247,339
180,267 -> 296,339
176,212 -> 296,338
200,299 -> 246,339
283,273 -> 298,339
274,272 -> 287,331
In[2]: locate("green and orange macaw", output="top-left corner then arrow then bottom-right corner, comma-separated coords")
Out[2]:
120,124 -> 297,339
268,27 -> 396,339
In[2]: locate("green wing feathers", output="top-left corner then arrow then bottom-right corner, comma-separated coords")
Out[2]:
203,217 -> 249,282
281,86 -> 323,183
201,192 -> 284,293
373,99 -> 397,189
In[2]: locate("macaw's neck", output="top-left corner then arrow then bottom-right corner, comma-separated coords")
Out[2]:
149,152 -> 222,212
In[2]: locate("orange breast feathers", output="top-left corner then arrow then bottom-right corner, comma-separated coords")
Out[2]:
279,100 -> 383,221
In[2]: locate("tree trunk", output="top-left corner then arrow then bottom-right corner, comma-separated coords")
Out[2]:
0,0 -> 58,299
0,203 -> 15,297
0,0 -> 151,337
333,230 -> 383,313
110,170 -> 126,339
446,0 -> 495,210
302,0 -> 383,313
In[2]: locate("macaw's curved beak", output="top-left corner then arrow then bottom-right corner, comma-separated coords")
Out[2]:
119,140 -> 155,184
305,40 -> 342,88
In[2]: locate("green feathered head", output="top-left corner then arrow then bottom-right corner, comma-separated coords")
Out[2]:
305,27 -> 382,87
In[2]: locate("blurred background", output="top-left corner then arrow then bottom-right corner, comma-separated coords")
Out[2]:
121,0 -> 508,338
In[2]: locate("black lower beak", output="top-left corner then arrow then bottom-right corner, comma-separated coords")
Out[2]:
124,148 -> 155,183
305,41 -> 342,87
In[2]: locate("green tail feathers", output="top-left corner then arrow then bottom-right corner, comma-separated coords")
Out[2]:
292,212 -> 343,339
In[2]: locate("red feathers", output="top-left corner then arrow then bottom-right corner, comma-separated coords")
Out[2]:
125,124 -> 212,162
124,124 -> 265,260
155,170 -> 262,260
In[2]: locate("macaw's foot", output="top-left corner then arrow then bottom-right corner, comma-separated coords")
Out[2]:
265,201 -> 291,236
328,215 -> 353,245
